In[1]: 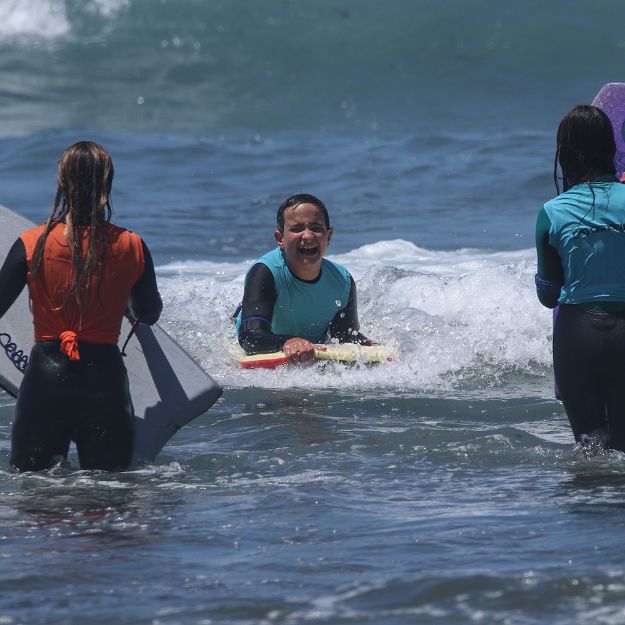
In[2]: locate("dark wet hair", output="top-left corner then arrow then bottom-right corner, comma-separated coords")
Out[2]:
276,193 -> 330,232
554,104 -> 616,194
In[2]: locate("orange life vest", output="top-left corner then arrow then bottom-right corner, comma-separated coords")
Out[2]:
20,222 -> 145,360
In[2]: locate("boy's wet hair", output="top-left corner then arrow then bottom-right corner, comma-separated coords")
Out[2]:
276,193 -> 330,233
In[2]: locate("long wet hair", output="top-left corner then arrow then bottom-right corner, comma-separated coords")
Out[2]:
31,141 -> 114,314
554,104 -> 616,194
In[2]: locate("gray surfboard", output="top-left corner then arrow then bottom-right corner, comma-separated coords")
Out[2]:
0,204 -> 222,462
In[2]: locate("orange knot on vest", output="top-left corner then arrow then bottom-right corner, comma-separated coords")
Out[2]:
59,330 -> 80,361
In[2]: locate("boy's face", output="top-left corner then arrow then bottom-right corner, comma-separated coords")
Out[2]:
274,203 -> 333,280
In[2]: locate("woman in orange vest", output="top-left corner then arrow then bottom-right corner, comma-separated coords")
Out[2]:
0,141 -> 162,471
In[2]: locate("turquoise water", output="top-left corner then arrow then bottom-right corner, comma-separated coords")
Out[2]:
2,1 -> 625,623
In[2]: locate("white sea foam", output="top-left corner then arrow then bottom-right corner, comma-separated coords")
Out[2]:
0,0 -> 126,40
0,0 -> 70,39
156,240 -> 552,395
83,0 -> 128,19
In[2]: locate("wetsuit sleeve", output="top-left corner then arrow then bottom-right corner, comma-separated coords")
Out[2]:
329,275 -> 372,344
0,238 -> 27,319
238,263 -> 294,354
535,207 -> 563,309
128,240 -> 162,325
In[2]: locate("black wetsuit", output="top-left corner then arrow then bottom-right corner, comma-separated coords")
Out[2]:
553,305 -> 625,451
0,238 -> 162,471
237,262 -> 369,354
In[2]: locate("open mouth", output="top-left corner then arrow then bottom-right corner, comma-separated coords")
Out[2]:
298,245 -> 319,257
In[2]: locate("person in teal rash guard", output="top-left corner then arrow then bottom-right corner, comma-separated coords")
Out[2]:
535,104 -> 625,451
235,194 -> 372,364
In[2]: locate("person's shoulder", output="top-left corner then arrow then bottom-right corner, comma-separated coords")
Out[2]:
544,190 -> 569,210
245,249 -> 280,284
609,180 -> 625,194
604,181 -> 625,209
543,189 -> 578,217
107,221 -> 129,234
254,247 -> 283,269
541,197 -> 557,221
260,247 -> 282,261
23,222 -> 47,235
321,257 -> 351,281
105,223 -> 144,252
322,256 -> 348,272
106,222 -> 138,238
19,222 -> 47,245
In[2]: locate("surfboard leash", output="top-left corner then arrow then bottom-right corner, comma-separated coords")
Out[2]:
121,318 -> 141,357
0,332 -> 29,373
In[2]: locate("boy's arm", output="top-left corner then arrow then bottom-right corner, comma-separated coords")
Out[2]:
329,275 -> 373,345
238,263 -> 294,354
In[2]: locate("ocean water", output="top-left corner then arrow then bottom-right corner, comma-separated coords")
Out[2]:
2,1 -> 625,624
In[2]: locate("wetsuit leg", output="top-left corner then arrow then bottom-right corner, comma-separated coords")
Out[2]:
553,305 -> 608,443
601,313 -> 625,451
10,343 -> 73,471
606,383 -> 625,451
10,342 -> 135,472
554,305 -> 625,449
72,343 -> 135,471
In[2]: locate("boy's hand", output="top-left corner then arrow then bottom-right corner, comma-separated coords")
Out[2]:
283,337 -> 316,363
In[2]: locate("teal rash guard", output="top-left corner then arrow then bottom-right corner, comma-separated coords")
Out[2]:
535,178 -> 625,312
236,247 -> 369,354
